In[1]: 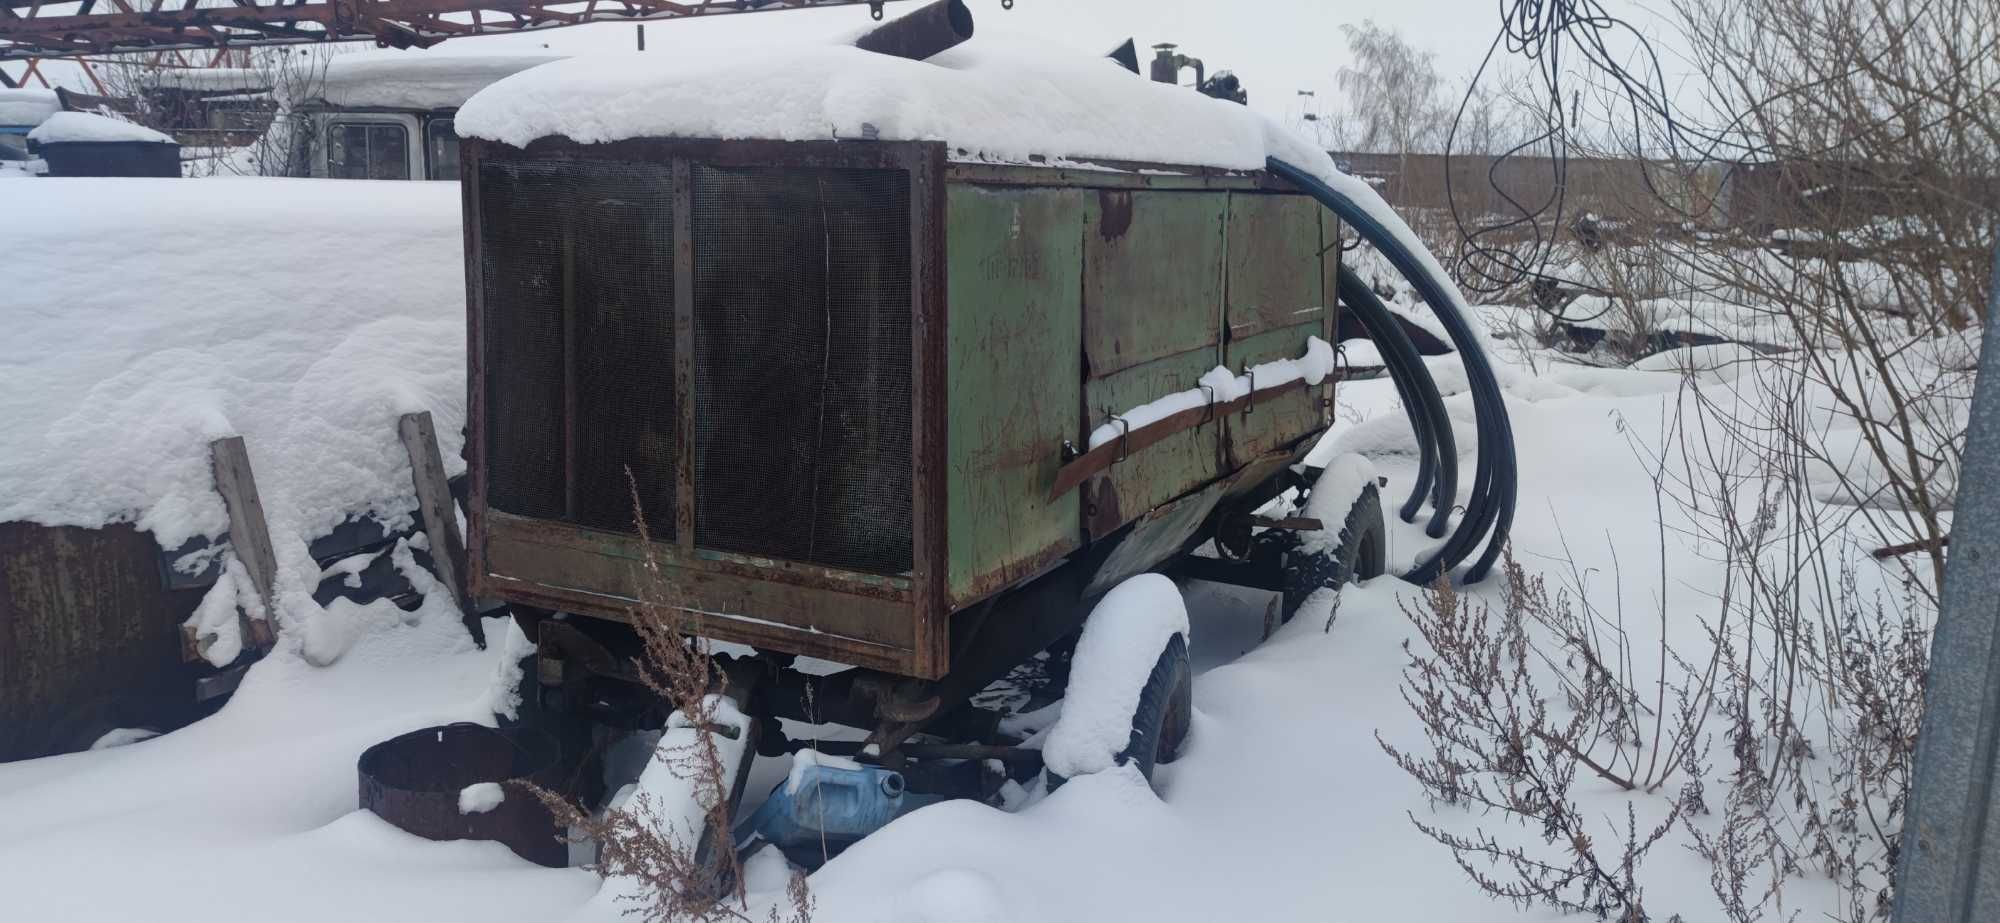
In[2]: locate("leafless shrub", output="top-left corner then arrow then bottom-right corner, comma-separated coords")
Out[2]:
533,474 -> 811,923
1379,553 -> 1706,921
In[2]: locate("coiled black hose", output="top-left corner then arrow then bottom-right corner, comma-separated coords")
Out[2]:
1269,156 -> 1518,584
1332,266 -> 1457,537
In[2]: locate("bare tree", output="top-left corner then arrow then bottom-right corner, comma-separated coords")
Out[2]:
1334,20 -> 1452,162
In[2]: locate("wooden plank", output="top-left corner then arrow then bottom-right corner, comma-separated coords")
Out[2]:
671,156 -> 696,550
397,411 -> 472,615
209,436 -> 276,651
482,512 -> 926,676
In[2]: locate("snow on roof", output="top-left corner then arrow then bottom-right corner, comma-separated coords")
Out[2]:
2,178 -> 464,560
0,88 -> 59,128
453,33 -> 1468,329
303,55 -> 562,112
28,111 -> 176,145
455,35 -> 1327,172
145,67 -> 270,93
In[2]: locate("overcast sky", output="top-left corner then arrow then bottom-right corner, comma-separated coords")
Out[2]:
30,0 -> 1694,131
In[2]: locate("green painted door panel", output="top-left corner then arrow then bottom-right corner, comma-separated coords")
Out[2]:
944,185 -> 1086,608
1082,190 -> 1226,379
1226,192 -> 1328,344
1082,346 -> 1223,533
1223,323 -> 1330,466
1223,191 -> 1331,467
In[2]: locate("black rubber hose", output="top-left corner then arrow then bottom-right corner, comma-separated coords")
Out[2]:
1328,271 -> 1438,524
1334,267 -> 1458,536
1269,156 -> 1518,584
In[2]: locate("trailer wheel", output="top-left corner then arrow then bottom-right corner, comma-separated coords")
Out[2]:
1277,477 -> 1387,625
1045,577 -> 1192,791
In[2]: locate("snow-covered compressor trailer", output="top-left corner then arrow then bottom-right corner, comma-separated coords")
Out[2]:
457,0 -> 1517,868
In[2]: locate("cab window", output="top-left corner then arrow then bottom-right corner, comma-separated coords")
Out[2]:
328,122 -> 408,180
426,118 -> 459,181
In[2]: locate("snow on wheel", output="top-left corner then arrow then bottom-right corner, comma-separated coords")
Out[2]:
1278,455 -> 1388,625
1042,574 -> 1193,790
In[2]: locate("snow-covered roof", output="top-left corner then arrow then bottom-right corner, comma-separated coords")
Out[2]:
454,36 -> 1326,173
453,35 -> 1469,327
145,67 -> 270,93
302,55 -> 561,112
28,111 -> 176,145
0,88 -> 59,128
2,178 -> 464,555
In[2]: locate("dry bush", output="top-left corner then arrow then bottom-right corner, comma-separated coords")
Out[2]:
1379,552 -> 1708,921
533,477 -> 812,923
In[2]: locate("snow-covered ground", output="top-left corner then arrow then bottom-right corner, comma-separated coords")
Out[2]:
5,134 -> 1926,917
0,202 -> 1884,921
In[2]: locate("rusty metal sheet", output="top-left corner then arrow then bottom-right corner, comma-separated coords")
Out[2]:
942,184 -> 1085,609
1224,324 -> 1330,468
1225,192 -> 1328,344
0,521 -> 203,762
1083,190 -> 1225,378
1081,347 -> 1223,537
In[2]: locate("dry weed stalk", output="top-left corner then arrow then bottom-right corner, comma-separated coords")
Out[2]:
1379,556 -> 1703,921
531,474 -> 813,923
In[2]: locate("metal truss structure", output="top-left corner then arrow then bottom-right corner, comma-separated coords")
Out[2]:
1,0 -> 884,70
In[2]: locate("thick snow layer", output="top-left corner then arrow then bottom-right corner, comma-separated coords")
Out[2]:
3,178 -> 465,663
1088,337 -> 1337,450
305,55 -> 560,112
1042,574 -> 1190,779
457,34 -> 1331,174
1298,453 -> 1379,559
0,296 -> 1883,922
145,67 -> 269,92
0,87 -> 58,127
28,111 -> 175,145
459,782 -> 505,815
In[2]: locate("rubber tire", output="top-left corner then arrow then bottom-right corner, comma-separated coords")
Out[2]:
1047,632 -> 1192,790
1279,482 -> 1388,625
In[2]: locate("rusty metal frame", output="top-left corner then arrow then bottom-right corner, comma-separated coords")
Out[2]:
946,160 -> 1298,192
0,0 -> 888,63
463,135 -> 949,678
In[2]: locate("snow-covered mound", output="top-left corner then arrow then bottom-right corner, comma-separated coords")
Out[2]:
1,177 -> 464,553
304,55 -> 560,111
456,33 -> 1473,348
28,111 -> 176,145
457,35 -> 1323,172
0,87 -> 59,128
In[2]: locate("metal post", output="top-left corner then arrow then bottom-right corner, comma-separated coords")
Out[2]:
1893,243 -> 2000,922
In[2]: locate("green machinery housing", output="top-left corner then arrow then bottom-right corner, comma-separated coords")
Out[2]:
464,137 -> 1344,683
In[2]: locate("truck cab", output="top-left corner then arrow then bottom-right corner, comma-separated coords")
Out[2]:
292,55 -> 556,181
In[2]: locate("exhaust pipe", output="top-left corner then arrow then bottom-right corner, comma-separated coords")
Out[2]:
854,0 -> 974,61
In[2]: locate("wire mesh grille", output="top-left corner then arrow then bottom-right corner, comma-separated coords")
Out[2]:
479,160 -> 567,522
690,165 -> 913,576
478,159 -> 677,536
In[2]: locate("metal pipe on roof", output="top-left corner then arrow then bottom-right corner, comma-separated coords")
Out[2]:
853,0 -> 973,62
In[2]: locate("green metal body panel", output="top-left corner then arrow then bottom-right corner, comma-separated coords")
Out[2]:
1224,192 -> 1328,342
1224,324 -> 1328,465
942,185 -> 1085,608
942,181 -> 1339,608
1083,348 -> 1223,535
1079,189 -> 1227,534
1221,192 -> 1335,466
1082,190 -> 1225,377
